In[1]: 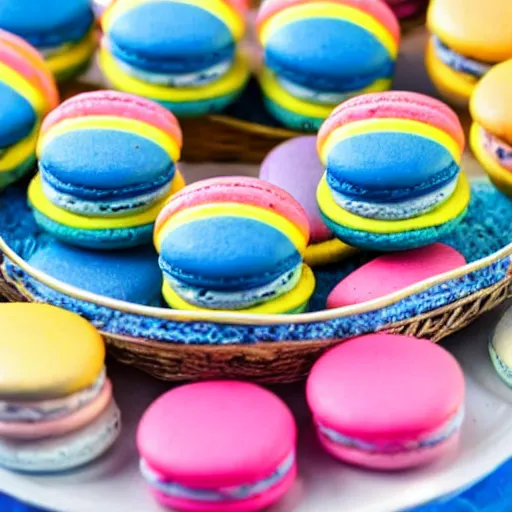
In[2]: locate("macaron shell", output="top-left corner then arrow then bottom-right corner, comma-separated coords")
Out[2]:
304,238 -> 358,267
427,0 -> 512,63
470,60 -> 512,144
0,303 -> 104,400
489,310 -> 512,387
137,381 -> 296,488
306,334 -> 465,439
327,243 -> 466,308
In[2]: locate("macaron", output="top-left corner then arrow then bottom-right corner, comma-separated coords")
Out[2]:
27,239 -> 163,305
137,381 -> 297,511
29,90 -> 185,249
256,0 -> 400,130
384,0 -> 428,20
489,307 -> 512,388
260,136 -> 358,267
327,243 -> 466,308
99,0 -> 250,117
317,91 -> 470,251
92,0 -> 116,18
0,30 -> 59,191
0,303 -> 121,473
470,60 -> 512,198
154,177 -> 315,314
307,333 -> 465,470
0,0 -> 96,81
426,0 -> 512,106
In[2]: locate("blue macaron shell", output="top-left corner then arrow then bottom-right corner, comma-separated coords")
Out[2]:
326,133 -> 459,200
265,19 -> 394,92
108,2 -> 235,74
28,239 -> 162,305
159,217 -> 302,290
0,82 -> 36,148
40,129 -> 175,200
0,0 -> 93,48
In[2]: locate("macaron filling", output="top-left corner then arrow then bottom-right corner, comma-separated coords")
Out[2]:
163,262 -> 303,310
331,175 -> 459,220
479,127 -> 512,172
139,452 -> 296,502
276,76 -> 356,106
0,368 -> 106,423
432,36 -> 493,79
317,406 -> 464,454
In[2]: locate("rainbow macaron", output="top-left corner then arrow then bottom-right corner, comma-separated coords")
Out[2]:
317,91 -> 470,251
307,333 -> 465,470
470,60 -> 512,199
138,381 -> 297,511
0,30 -> 59,191
256,0 -> 400,131
99,0 -> 250,117
29,90 -> 185,249
0,0 -> 96,81
426,0 -> 512,107
154,177 -> 315,314
0,303 -> 121,473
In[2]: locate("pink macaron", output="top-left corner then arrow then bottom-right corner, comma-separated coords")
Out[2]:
307,334 -> 465,470
327,243 -> 466,308
137,381 -> 297,511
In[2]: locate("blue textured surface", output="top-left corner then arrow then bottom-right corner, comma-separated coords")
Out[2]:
108,2 -> 235,73
265,19 -> 394,91
0,83 -> 36,148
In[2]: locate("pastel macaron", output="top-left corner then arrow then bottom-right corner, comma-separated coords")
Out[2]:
489,307 -> 512,388
137,381 -> 297,511
0,303 -> 120,473
28,240 -> 163,306
256,0 -> 400,131
260,136 -> 358,267
317,91 -> 470,251
0,0 -> 96,81
154,177 -> 315,314
426,0 -> 512,106
0,30 -> 59,191
327,243 -> 466,308
29,90 -> 185,249
470,60 -> 512,198
307,333 -> 465,470
99,0 -> 250,117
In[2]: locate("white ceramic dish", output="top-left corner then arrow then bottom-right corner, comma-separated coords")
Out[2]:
0,304 -> 510,512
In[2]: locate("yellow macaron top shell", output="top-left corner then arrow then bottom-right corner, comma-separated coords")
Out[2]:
0,303 -> 105,400
427,0 -> 512,63
470,60 -> 512,145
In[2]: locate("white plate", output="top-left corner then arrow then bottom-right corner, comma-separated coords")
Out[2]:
0,304 -> 511,512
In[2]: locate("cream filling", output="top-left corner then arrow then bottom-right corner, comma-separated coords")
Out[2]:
480,127 -> 512,171
277,76 -> 351,105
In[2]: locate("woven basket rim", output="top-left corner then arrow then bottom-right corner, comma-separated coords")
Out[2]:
2,235 -> 511,326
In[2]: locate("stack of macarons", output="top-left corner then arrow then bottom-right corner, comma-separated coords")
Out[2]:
0,0 -> 96,81
99,0 -> 250,117
0,30 -> 59,191
256,0 -> 400,131
469,60 -> 512,199
426,0 -> 512,106
153,176 -> 316,314
28,90 -> 185,249
0,303 -> 121,473
316,91 -> 470,251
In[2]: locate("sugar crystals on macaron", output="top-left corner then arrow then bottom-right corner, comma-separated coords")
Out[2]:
317,91 -> 470,251
256,0 -> 400,130
154,176 -> 315,314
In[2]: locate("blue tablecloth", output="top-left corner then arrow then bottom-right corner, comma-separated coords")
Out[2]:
1,459 -> 511,512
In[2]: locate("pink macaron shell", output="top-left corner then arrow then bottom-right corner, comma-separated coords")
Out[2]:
0,379 -> 113,440
327,243 -> 466,309
260,136 -> 331,243
150,464 -> 297,512
385,0 -> 427,19
40,90 -> 183,146
154,177 -> 310,243
307,334 -> 465,440
257,0 -> 400,45
138,381 -> 296,489
317,91 -> 465,154
319,431 -> 460,470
